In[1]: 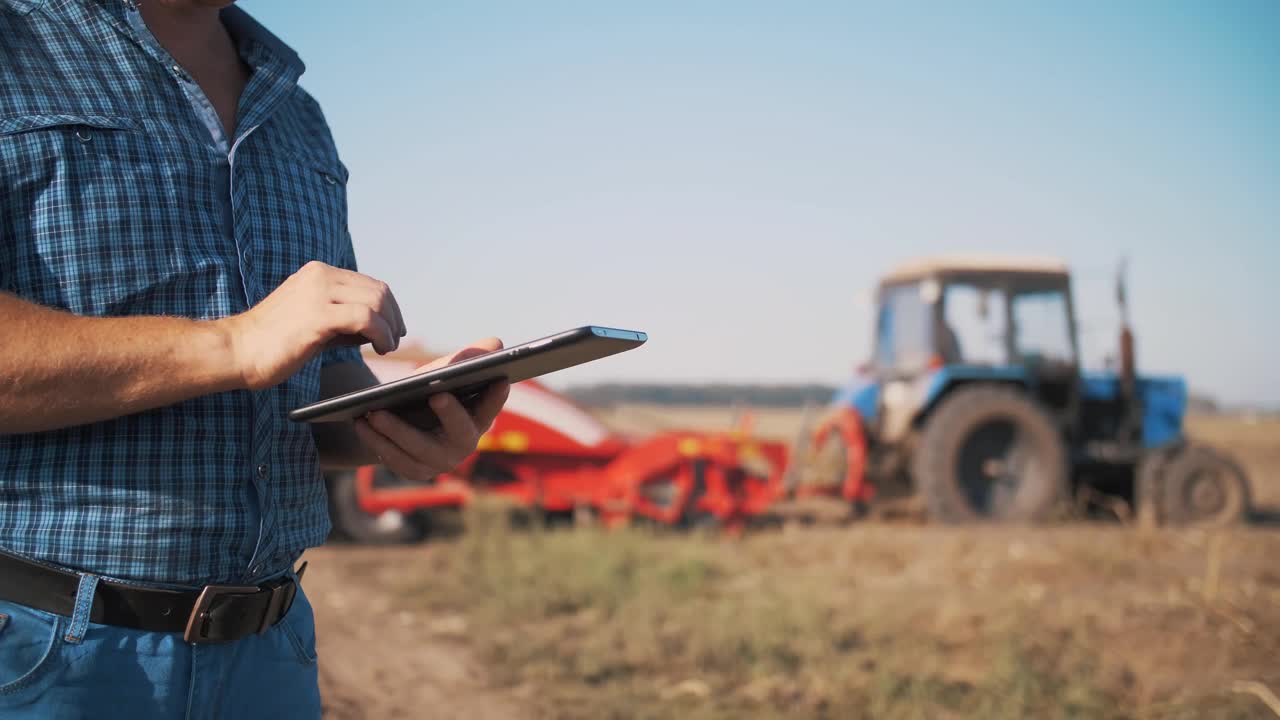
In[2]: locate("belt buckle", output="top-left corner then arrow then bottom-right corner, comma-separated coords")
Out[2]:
256,577 -> 298,635
183,584 -> 258,644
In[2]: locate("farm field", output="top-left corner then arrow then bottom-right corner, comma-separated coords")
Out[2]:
310,410 -> 1280,719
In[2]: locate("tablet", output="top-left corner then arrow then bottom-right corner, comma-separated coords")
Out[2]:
289,325 -> 647,429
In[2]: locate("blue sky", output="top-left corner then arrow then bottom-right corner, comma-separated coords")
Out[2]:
247,1 -> 1278,407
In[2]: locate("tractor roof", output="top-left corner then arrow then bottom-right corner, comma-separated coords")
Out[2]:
881,255 -> 1070,285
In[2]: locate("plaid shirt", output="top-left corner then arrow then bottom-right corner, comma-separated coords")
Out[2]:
0,0 -> 362,585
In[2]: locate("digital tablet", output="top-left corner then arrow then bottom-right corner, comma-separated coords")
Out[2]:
288,325 -> 647,429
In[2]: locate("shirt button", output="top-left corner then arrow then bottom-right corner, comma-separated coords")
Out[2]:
171,64 -> 192,83
256,464 -> 269,480
123,0 -> 137,10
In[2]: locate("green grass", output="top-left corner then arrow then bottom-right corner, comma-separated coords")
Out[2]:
396,502 -> 1166,719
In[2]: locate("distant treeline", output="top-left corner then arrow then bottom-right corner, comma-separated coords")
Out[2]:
564,383 -> 838,408
564,384 -> 1272,415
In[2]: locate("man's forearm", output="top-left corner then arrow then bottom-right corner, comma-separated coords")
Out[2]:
0,292 -> 243,434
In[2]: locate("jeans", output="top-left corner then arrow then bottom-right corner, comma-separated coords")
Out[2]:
0,572 -> 321,719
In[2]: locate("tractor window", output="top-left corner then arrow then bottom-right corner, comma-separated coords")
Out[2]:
875,283 -> 932,372
942,284 -> 1008,365
1012,290 -> 1075,365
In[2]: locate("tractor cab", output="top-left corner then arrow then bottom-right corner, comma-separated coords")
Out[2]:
873,257 -> 1077,382
851,257 -> 1081,446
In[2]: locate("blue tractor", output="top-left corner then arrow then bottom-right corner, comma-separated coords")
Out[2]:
819,256 -> 1250,526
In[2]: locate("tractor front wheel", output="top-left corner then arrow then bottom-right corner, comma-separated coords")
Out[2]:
1158,445 -> 1250,528
913,385 -> 1067,523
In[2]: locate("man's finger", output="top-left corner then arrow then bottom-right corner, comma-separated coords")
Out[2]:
364,409 -> 453,468
354,418 -> 431,480
438,338 -> 502,368
324,265 -> 407,338
470,380 -> 510,432
387,286 -> 406,338
451,336 -> 503,360
429,393 -> 479,453
322,264 -> 386,290
329,284 -> 402,350
414,337 -> 505,375
334,304 -> 396,354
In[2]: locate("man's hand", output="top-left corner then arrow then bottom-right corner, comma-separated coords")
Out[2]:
219,261 -> 407,391
351,338 -> 511,480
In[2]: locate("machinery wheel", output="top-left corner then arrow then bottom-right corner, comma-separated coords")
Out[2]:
1158,445 -> 1250,528
1134,444 -> 1180,528
326,468 -> 426,544
913,385 -> 1067,523
802,409 -> 868,505
806,421 -> 849,493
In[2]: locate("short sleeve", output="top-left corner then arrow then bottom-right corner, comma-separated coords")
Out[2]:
319,228 -> 365,368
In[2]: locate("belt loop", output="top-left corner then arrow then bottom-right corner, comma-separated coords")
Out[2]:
64,573 -> 99,644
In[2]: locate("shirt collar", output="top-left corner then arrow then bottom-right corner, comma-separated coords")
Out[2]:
62,2 -> 305,81
220,5 -> 305,79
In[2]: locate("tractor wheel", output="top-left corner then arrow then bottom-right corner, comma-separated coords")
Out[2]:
1134,444 -> 1180,528
913,385 -> 1067,523
326,468 -> 426,544
805,425 -> 873,520
1158,445 -> 1250,528
801,409 -> 868,506
806,421 -> 849,492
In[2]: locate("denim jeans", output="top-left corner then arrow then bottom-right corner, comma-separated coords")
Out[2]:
0,572 -> 321,719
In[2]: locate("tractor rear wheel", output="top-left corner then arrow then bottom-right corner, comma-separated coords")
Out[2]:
1158,445 -> 1250,528
913,385 -> 1067,523
326,468 -> 427,544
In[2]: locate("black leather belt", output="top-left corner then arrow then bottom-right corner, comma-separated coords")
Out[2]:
0,549 -> 305,644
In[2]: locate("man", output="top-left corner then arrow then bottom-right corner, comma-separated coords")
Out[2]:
0,1 -> 508,717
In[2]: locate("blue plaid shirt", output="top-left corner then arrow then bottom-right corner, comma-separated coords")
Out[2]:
0,0 -> 362,585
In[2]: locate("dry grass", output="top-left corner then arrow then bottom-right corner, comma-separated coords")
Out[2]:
314,410 -> 1280,719
392,506 -> 1279,719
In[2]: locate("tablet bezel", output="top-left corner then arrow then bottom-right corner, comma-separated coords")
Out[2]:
288,325 -> 646,425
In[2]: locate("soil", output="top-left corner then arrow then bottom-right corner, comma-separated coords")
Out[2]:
307,546 -> 528,720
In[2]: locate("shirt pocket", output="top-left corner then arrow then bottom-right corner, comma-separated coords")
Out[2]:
287,151 -> 349,260
236,148 -> 350,293
0,113 -> 147,166
0,113 -> 189,315
0,113 -> 143,136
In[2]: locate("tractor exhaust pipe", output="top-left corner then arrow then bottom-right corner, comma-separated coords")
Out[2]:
1117,259 -> 1136,397
1119,322 -> 1136,394
1116,259 -> 1141,445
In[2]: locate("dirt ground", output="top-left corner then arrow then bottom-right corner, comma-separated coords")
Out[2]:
307,545 -> 525,720
308,411 -> 1280,719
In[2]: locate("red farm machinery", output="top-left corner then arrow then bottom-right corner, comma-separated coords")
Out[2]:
325,348 -> 810,543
